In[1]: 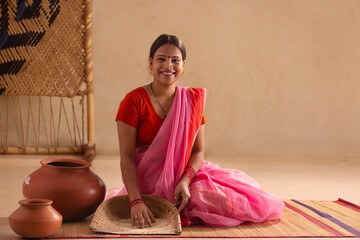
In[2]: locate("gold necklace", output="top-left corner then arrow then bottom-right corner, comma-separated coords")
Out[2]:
149,82 -> 169,117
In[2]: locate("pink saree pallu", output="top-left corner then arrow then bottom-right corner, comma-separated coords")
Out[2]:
106,86 -> 284,227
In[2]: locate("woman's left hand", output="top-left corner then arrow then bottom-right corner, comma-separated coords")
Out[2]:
174,176 -> 191,212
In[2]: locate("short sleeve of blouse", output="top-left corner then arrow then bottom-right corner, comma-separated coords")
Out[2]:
115,90 -> 141,128
201,115 -> 206,125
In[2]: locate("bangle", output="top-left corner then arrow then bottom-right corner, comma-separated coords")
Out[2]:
130,198 -> 145,209
184,168 -> 194,182
183,166 -> 197,183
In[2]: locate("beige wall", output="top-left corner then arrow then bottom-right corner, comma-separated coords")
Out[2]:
92,0 -> 360,159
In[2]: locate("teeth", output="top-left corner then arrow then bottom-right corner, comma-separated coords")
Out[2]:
162,72 -> 174,76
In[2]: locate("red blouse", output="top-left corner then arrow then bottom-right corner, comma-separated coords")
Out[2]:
116,87 -> 206,147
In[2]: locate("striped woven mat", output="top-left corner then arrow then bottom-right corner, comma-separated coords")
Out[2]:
46,198 -> 360,238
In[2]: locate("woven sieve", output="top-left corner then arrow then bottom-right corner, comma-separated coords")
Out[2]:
90,195 -> 182,235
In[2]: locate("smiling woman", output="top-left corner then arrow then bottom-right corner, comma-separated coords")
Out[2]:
105,34 -> 284,229
148,35 -> 186,115
148,43 -> 185,115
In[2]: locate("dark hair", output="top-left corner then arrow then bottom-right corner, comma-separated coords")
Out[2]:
149,34 -> 186,60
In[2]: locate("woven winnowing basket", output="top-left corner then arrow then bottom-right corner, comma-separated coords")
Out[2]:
90,195 -> 182,235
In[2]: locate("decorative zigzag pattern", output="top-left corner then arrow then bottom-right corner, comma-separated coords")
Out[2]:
0,0 -> 60,75
0,0 -> 87,97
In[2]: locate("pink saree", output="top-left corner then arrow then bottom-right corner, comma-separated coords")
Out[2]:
106,86 -> 284,227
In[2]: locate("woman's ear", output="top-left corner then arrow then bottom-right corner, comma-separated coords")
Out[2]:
149,57 -> 153,70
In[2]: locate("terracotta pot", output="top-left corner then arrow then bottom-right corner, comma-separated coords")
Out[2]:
9,199 -> 62,238
23,158 -> 106,221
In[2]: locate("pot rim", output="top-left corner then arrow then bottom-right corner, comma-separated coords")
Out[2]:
19,199 -> 53,206
40,158 -> 91,169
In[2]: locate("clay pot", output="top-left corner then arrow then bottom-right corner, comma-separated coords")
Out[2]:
23,158 -> 106,221
9,199 -> 62,238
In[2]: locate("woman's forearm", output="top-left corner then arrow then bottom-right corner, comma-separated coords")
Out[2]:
181,125 -> 205,182
188,125 -> 205,171
117,121 -> 141,202
179,150 -> 203,185
120,157 -> 142,202
186,150 -> 204,172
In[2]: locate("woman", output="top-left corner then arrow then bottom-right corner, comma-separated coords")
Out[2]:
106,34 -> 284,228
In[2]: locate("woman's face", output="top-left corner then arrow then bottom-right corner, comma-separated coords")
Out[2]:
149,44 -> 185,86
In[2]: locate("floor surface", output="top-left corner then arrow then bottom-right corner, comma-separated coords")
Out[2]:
0,154 -> 359,240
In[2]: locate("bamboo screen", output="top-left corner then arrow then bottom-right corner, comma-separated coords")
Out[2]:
0,0 -> 95,161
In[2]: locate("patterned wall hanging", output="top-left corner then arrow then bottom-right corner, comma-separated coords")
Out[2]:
0,0 -> 95,161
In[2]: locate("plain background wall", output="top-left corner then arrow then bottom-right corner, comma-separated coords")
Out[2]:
92,0 -> 360,159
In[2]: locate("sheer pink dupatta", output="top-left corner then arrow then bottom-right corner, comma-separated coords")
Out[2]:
105,86 -> 206,202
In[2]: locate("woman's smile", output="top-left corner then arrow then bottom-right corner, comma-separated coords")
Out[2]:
160,71 -> 176,77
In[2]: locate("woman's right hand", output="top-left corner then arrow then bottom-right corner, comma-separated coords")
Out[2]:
131,202 -> 156,228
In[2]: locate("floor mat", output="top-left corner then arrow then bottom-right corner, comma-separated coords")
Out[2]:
46,198 -> 360,238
